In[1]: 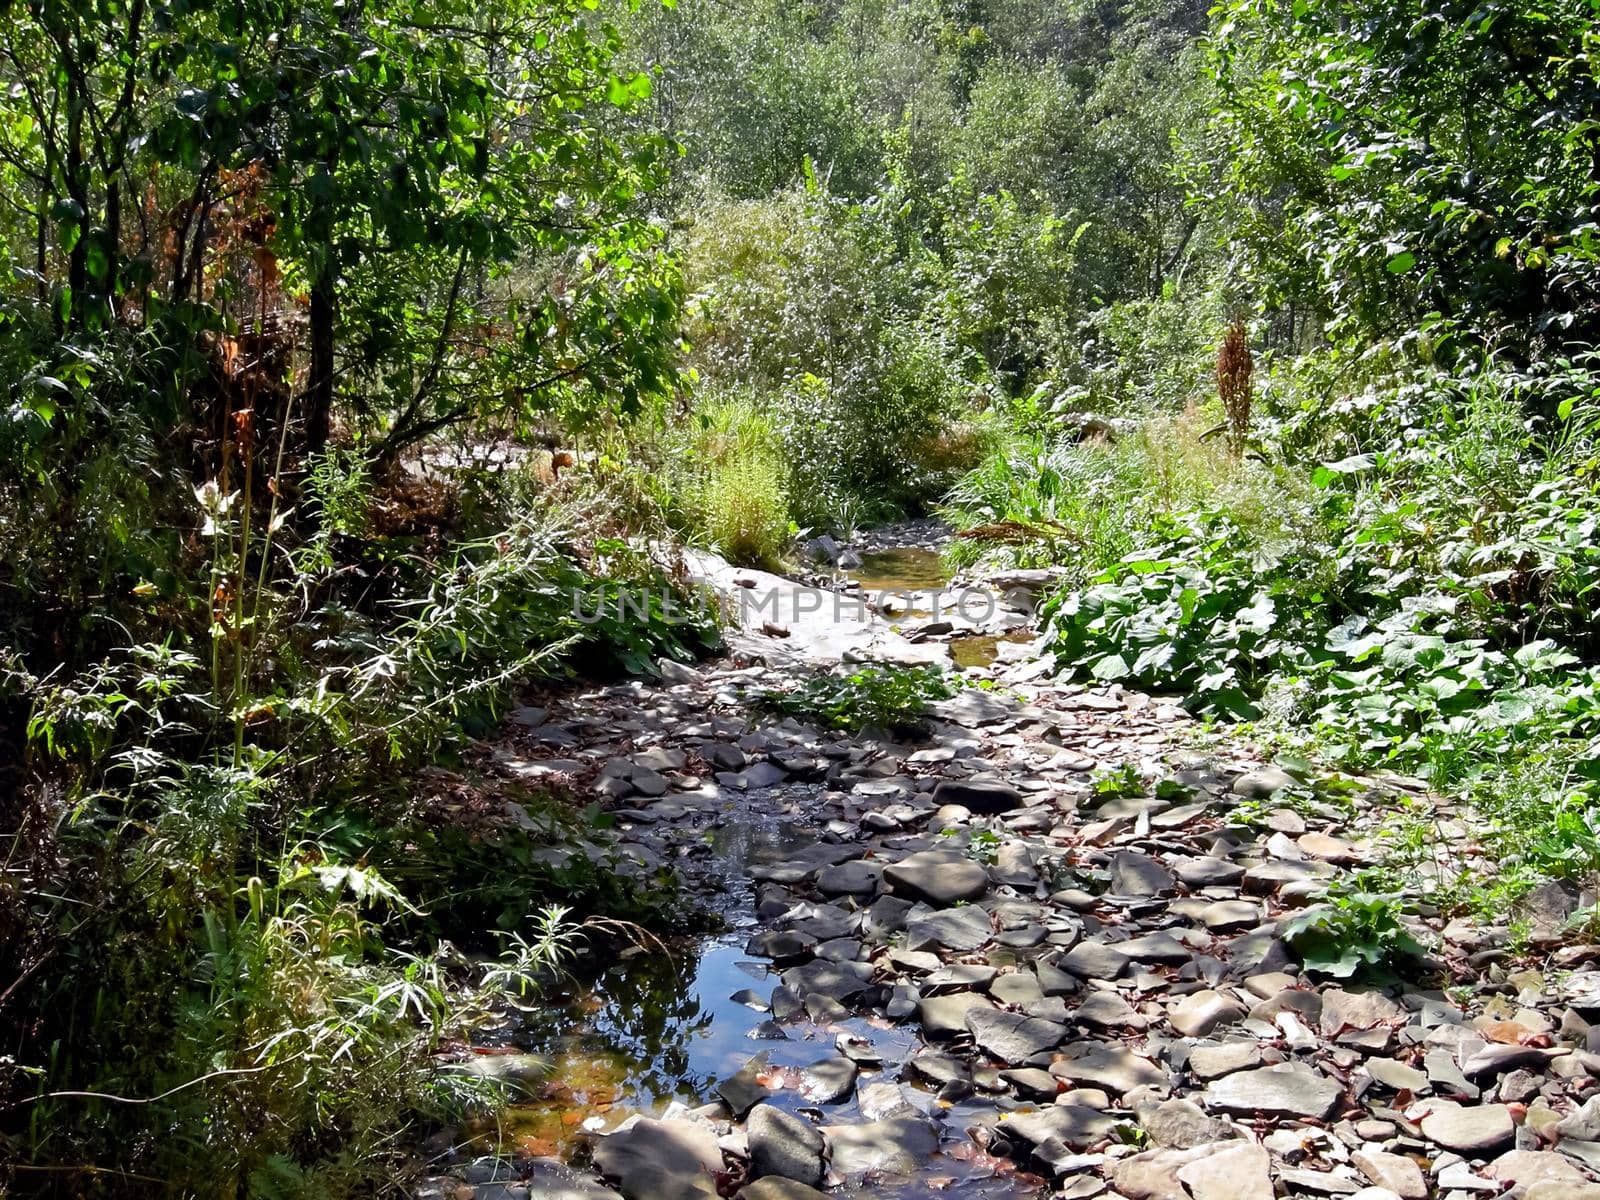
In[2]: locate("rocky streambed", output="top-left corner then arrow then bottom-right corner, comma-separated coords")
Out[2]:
412,541 -> 1600,1200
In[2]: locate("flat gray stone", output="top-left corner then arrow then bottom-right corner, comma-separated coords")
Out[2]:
965,1007 -> 1067,1063
1419,1101 -> 1515,1155
919,991 -> 996,1038
1000,1104 -> 1122,1150
1051,1045 -> 1170,1094
1134,1098 -> 1240,1149
816,860 -> 881,896
884,850 -> 989,906
1178,1142 -> 1272,1200
906,904 -> 993,951
1114,931 -> 1194,965
1365,1058 -> 1428,1093
1168,990 -> 1245,1037
823,1117 -> 938,1175
1353,1149 -> 1426,1199
1109,850 -> 1177,897
1187,1041 -> 1262,1081
1060,940 -> 1129,979
1203,1062 -> 1342,1120
593,1119 -> 721,1200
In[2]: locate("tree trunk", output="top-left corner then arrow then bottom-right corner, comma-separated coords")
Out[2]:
306,266 -> 336,454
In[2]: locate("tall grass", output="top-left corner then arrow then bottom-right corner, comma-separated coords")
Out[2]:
941,408 -> 1304,580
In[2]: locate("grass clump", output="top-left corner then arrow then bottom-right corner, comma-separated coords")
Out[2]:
756,663 -> 961,737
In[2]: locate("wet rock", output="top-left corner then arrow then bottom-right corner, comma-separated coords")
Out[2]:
799,1056 -> 858,1104
1203,1062 -> 1343,1120
747,1104 -> 824,1186
716,1060 -> 773,1118
858,1081 -> 923,1120
747,930 -> 816,964
593,1119 -> 722,1200
1418,1101 -> 1515,1155
931,778 -> 1025,814
823,1117 -> 938,1176
780,959 -> 873,1002
883,850 -> 989,906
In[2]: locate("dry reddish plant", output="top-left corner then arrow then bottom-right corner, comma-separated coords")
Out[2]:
1217,320 -> 1254,452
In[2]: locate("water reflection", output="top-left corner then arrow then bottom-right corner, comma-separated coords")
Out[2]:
849,548 -> 952,592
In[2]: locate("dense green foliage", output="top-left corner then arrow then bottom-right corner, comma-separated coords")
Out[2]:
0,1 -> 712,1191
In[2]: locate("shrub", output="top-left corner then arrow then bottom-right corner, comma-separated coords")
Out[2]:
1040,515 -> 1302,719
1281,877 -> 1427,979
755,664 -> 961,737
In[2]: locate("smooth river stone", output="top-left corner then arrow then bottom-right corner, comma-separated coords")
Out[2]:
883,849 -> 989,905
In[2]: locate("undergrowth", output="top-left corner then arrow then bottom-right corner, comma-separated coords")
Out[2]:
755,663 -> 961,738
955,351 -> 1600,926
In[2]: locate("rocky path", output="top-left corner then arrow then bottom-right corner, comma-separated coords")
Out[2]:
414,563 -> 1600,1200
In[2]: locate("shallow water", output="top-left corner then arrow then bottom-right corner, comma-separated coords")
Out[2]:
949,631 -> 1032,670
849,547 -> 952,593
469,811 -> 1044,1200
